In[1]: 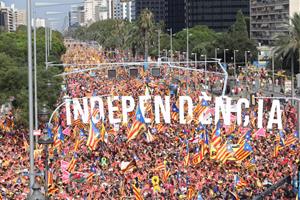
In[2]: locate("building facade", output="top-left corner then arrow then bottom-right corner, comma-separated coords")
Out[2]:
16,10 -> 26,27
35,18 -> 46,28
113,0 -> 133,21
250,0 -> 300,46
84,0 -> 113,25
0,2 -> 17,32
135,0 -> 166,22
69,5 -> 85,27
166,0 -> 250,32
166,0 -> 185,32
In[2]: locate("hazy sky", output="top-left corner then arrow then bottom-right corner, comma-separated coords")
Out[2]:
3,0 -> 82,31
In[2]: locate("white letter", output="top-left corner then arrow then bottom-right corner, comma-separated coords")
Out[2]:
267,100 -> 282,130
90,96 -> 105,123
122,96 -> 135,124
154,96 -> 171,124
237,98 -> 249,126
215,97 -> 231,125
179,96 -> 193,124
257,99 -> 263,128
66,99 -> 72,125
73,98 -> 89,123
199,94 -> 212,125
138,96 -> 151,124
107,96 -> 121,124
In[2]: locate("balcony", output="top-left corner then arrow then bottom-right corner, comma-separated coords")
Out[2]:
251,0 -> 289,9
251,10 -> 289,16
251,19 -> 287,24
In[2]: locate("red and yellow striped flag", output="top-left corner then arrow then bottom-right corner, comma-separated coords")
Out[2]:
48,184 -> 59,196
87,119 -> 100,151
187,186 -> 196,200
215,143 -> 231,164
74,139 -> 81,151
184,153 -> 190,167
132,184 -> 144,200
48,170 -> 54,187
162,170 -> 171,183
153,162 -> 166,171
67,158 -> 77,172
234,142 -> 252,162
100,123 -> 106,142
127,120 -> 145,142
86,173 -> 95,183
273,145 -> 279,157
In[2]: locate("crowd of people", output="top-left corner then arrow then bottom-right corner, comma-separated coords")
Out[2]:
0,43 -> 299,199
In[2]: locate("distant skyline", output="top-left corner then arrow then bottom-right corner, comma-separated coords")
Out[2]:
3,0 -> 82,31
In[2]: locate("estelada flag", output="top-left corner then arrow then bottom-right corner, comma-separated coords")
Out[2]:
127,105 -> 146,142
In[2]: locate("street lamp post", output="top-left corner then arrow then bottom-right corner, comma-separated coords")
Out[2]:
45,21 -> 48,70
245,51 -> 250,68
192,53 -> 197,68
291,55 -> 295,102
224,49 -> 229,67
33,10 -> 64,139
38,104 -> 52,198
33,10 -> 38,134
187,29 -> 189,67
44,19 -> 60,70
163,49 -> 168,59
175,51 -> 180,62
234,50 -> 239,78
38,130 -> 53,199
272,52 -> 275,93
182,52 -> 186,66
201,54 -> 207,86
27,0 -> 35,192
47,26 -> 50,56
215,48 -> 219,59
167,28 -> 173,62
157,29 -> 161,59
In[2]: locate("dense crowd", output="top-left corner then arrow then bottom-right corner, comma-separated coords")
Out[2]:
0,43 -> 299,199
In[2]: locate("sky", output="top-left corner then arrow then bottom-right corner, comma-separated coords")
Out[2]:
3,0 -> 82,31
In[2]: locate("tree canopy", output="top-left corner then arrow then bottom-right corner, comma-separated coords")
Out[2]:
69,9 -> 257,62
0,26 -> 65,125
274,12 -> 300,73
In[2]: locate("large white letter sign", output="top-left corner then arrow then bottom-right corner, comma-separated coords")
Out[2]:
121,96 -> 135,124
267,100 -> 282,130
154,96 -> 171,124
66,99 -> 72,125
215,97 -> 231,125
179,96 -> 193,124
138,96 -> 151,124
107,96 -> 121,124
236,98 -> 249,126
257,99 -> 263,128
90,96 -> 105,123
73,98 -> 89,123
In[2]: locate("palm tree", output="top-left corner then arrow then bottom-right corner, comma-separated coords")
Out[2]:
274,13 -> 300,72
138,9 -> 154,60
126,22 -> 142,58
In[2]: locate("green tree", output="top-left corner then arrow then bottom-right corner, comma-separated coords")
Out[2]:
231,10 -> 248,39
0,26 -> 65,126
137,9 -> 155,59
215,10 -> 257,63
173,25 -> 217,58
